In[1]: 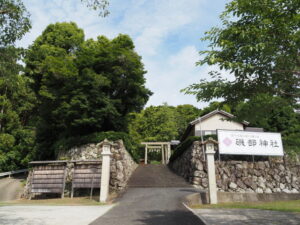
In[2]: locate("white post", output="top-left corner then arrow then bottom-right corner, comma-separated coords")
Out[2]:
145,145 -> 148,164
100,139 -> 112,203
206,143 -> 217,204
167,143 -> 171,164
161,144 -> 165,164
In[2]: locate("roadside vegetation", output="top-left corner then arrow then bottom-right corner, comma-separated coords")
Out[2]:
0,0 -> 299,172
0,197 -> 104,206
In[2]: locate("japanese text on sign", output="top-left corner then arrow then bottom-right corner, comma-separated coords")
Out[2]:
217,130 -> 283,156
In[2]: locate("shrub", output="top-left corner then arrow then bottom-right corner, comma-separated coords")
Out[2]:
169,135 -> 217,162
53,131 -> 140,162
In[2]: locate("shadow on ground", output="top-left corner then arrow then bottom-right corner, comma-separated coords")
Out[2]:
135,210 -> 205,225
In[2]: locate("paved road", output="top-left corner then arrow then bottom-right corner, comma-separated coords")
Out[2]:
193,208 -> 300,225
90,165 -> 204,225
128,164 -> 192,188
0,177 -> 23,202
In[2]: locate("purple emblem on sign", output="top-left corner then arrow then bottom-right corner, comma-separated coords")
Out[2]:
223,137 -> 232,146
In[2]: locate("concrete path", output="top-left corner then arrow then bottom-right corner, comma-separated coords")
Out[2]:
0,205 -> 113,225
193,208 -> 300,225
128,164 -> 192,188
0,177 -> 23,202
90,165 -> 204,225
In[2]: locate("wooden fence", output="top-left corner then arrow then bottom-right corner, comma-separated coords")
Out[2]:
29,161 -> 67,199
71,161 -> 101,198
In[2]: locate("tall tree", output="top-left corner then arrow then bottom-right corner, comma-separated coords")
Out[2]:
0,0 -> 31,46
0,0 -> 36,172
0,48 -> 36,171
25,22 -> 151,159
128,104 -> 178,143
175,104 -> 201,138
183,0 -> 300,105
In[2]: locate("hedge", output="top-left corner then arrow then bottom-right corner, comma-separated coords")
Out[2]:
169,134 -> 217,162
53,131 -> 140,162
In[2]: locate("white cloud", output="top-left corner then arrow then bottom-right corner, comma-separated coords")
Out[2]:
17,0 -> 229,108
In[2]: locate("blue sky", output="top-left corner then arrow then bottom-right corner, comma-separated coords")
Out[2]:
17,0 -> 229,109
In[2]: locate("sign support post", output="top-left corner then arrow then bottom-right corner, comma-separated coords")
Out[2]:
205,138 -> 218,204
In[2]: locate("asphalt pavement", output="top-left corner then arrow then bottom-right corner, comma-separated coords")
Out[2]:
90,165 -> 205,225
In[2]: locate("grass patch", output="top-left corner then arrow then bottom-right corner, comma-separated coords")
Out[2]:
0,197 -> 105,206
192,200 -> 300,213
150,160 -> 161,165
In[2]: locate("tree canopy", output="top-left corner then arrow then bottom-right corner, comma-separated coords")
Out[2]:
183,0 -> 300,105
128,104 -> 201,144
25,22 -> 151,159
0,0 -> 31,46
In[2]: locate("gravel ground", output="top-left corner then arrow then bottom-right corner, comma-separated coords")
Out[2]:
0,205 -> 114,225
0,177 -> 23,202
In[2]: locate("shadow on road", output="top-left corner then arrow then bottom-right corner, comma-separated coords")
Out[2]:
135,209 -> 205,225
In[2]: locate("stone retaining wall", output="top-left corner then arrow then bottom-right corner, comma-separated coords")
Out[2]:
58,139 -> 138,190
170,141 -> 300,194
23,140 -> 137,198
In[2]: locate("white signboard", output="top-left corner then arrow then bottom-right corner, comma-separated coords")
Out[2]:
217,130 -> 283,156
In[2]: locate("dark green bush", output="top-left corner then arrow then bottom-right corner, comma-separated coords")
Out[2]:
169,135 -> 217,162
53,131 -> 140,162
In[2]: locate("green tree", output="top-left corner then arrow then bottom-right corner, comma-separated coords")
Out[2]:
81,0 -> 109,17
183,0 -> 300,105
175,104 -> 200,138
0,61 -> 36,171
234,94 -> 300,155
0,0 -> 31,46
200,101 -> 231,116
25,22 -> 151,159
128,104 -> 178,143
0,1 -> 36,172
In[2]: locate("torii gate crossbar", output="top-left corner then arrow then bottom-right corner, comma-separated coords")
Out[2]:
141,142 -> 171,165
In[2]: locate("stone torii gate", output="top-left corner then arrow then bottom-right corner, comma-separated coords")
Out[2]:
141,142 -> 171,165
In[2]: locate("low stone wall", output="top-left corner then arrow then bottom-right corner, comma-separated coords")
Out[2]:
58,139 -> 138,190
23,140 -> 137,199
170,141 -> 300,194
183,192 -> 300,206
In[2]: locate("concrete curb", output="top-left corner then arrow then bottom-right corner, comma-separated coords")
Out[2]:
182,202 -> 209,225
182,191 -> 300,205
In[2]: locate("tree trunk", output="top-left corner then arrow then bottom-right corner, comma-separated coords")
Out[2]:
0,86 -> 8,131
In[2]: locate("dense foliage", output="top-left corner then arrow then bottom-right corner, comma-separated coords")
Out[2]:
0,0 -> 31,46
24,22 -> 151,160
55,131 -> 140,162
169,135 -> 216,162
233,95 -> 300,155
128,104 -> 201,143
183,0 -> 300,105
0,0 -> 36,172
182,0 -> 300,156
127,104 -> 201,160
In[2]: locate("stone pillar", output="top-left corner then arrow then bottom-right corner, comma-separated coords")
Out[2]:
145,145 -> 148,164
161,144 -> 165,164
206,143 -> 217,204
167,143 -> 171,164
100,139 -> 112,203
